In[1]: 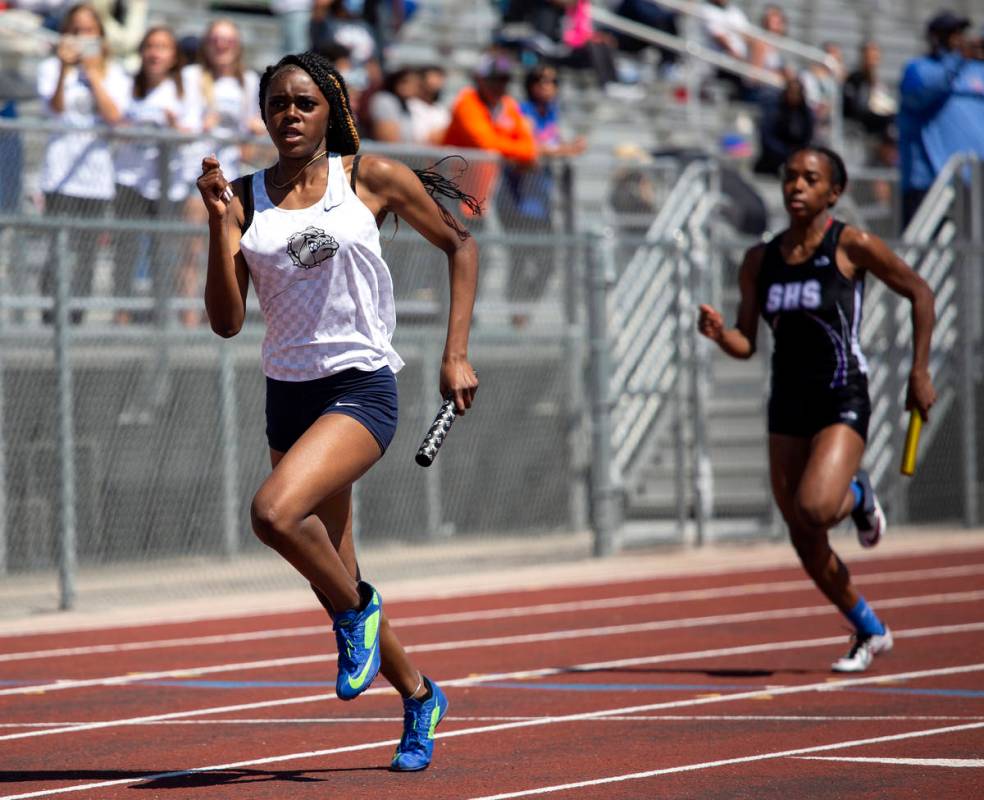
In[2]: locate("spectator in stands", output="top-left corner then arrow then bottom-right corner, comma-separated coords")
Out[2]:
754,75 -> 814,176
557,0 -> 621,90
310,0 -> 382,93
898,10 -> 984,226
800,42 -> 845,142
843,40 -> 897,137
745,4 -> 787,98
112,26 -> 189,324
408,64 -> 449,145
366,66 -> 419,142
0,100 -> 22,215
442,51 -> 537,216
38,2 -> 128,324
612,0 -> 679,75
504,63 -> 586,326
701,0 -> 748,61
700,0 -> 751,98
313,40 -> 368,134
178,19 -> 264,325
271,0 -> 314,55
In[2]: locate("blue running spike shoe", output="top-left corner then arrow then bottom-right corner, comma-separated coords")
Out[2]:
333,581 -> 382,701
391,677 -> 448,772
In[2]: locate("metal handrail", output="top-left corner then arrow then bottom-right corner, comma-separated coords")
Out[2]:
638,0 -> 837,70
590,2 -> 844,152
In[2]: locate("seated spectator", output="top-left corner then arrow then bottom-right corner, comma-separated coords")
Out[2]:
898,11 -> 984,226
800,42 -> 846,141
367,66 -> 419,142
746,4 -> 787,97
442,51 -> 537,216
271,0 -> 313,55
844,40 -> 897,136
408,64 -> 450,145
38,2 -> 128,324
612,0 -> 679,72
700,0 -> 751,98
557,0 -> 620,89
504,64 -> 586,325
310,0 -> 382,93
701,0 -> 749,61
754,76 -> 814,176
313,40 -> 368,133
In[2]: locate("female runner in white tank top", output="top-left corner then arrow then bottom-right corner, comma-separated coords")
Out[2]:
196,52 -> 478,772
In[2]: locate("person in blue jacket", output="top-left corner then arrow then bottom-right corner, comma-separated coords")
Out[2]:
898,10 -> 984,226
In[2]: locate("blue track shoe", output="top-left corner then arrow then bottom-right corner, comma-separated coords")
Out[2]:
391,677 -> 449,772
333,582 -> 382,701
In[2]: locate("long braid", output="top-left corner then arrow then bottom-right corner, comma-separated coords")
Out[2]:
259,53 -> 481,237
413,156 -> 482,241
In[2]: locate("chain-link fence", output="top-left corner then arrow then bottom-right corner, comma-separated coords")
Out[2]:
0,117 -> 981,614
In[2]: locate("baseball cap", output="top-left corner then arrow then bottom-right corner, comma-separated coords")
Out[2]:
927,10 -> 971,35
474,53 -> 513,80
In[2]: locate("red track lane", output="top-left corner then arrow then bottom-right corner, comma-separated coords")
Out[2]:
1,546 -> 983,799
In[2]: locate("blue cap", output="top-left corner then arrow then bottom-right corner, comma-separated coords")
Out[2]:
927,10 -> 971,35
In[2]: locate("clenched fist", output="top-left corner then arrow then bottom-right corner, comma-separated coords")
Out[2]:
697,304 -> 725,342
197,155 -> 234,220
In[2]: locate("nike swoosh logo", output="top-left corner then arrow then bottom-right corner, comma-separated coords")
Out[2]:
346,642 -> 378,690
335,402 -> 360,408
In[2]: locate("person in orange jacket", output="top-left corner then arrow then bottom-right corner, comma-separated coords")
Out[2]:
442,52 -> 537,216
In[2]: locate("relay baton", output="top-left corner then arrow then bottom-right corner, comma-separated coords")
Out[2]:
900,410 -> 923,477
415,398 -> 457,467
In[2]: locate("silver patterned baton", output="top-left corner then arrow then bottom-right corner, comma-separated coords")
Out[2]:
415,398 -> 457,467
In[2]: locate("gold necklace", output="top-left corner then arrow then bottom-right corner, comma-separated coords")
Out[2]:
270,150 -> 328,189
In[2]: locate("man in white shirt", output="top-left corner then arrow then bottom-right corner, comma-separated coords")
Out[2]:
701,0 -> 749,61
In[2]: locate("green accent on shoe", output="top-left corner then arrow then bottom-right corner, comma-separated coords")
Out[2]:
363,605 -> 380,648
428,703 -> 440,739
346,641 -> 379,691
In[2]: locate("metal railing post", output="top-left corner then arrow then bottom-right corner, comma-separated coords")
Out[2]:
218,344 -> 241,557
586,228 -> 619,556
672,236 -> 688,540
54,228 -> 77,609
959,160 -> 983,526
561,161 -> 588,533
422,343 -> 450,539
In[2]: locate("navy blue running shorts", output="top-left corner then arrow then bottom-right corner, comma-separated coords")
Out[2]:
265,366 -> 398,454
768,377 -> 871,442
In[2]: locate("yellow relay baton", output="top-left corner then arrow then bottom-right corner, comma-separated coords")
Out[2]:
900,410 -> 923,477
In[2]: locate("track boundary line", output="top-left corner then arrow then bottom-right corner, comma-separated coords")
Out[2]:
3,588 -> 983,698
5,563 -> 984,664
2,664 -> 984,800
1,621 -> 983,743
463,721 -> 984,800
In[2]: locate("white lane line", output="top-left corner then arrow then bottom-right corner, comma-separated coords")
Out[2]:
5,714 -> 984,729
464,721 -> 984,800
4,588 -> 983,698
3,666 -> 984,800
796,756 -> 984,767
5,563 -> 983,664
1,622 -> 983,744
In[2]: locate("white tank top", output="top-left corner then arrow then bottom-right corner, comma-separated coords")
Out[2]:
239,154 -> 404,381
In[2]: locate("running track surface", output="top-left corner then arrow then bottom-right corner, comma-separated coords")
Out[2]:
2,544 -> 984,799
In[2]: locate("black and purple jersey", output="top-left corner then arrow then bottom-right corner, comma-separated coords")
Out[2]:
757,219 -> 868,391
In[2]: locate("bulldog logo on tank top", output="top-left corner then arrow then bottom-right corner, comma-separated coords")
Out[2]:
286,226 -> 339,269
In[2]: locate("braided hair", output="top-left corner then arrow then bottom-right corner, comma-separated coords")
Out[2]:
260,51 -> 361,154
259,51 -> 481,239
